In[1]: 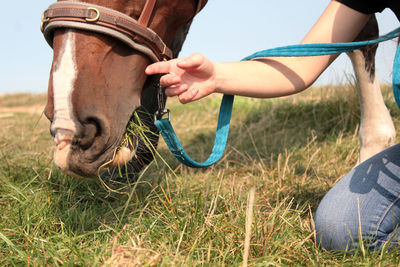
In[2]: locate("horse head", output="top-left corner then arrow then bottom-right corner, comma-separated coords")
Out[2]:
42,0 -> 206,177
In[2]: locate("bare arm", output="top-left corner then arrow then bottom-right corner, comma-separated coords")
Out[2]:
145,0 -> 371,103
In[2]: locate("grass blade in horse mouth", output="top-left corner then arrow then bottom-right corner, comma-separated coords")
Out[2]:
100,110 -> 159,178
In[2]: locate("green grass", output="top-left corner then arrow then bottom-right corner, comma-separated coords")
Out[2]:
1,84 -> 400,266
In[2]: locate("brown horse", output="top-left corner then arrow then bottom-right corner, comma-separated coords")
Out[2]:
42,0 -> 206,177
42,1 -> 395,178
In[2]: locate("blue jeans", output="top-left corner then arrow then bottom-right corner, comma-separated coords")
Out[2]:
314,143 -> 400,251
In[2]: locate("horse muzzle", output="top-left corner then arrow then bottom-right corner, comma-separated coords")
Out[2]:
51,113 -> 137,178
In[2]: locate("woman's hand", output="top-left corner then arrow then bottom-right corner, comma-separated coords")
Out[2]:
145,53 -> 217,104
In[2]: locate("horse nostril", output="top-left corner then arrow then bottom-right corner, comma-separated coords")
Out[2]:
78,118 -> 102,150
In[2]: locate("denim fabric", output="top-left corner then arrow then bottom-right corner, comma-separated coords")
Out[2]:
314,143 -> 400,251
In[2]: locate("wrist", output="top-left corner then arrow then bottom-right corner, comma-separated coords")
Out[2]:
213,62 -> 225,94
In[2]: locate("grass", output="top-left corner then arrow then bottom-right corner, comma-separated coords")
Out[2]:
0,93 -> 47,108
1,84 -> 400,266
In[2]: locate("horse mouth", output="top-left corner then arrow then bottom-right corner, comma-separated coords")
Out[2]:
100,109 -> 159,180
52,112 -> 145,178
106,147 -> 136,169
104,119 -> 141,169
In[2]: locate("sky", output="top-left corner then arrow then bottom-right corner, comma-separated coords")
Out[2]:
0,0 -> 399,94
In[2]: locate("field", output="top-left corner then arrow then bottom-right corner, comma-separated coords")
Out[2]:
1,85 -> 400,266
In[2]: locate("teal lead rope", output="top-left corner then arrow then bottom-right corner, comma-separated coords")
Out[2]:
155,27 -> 400,168
154,94 -> 234,168
393,40 -> 400,106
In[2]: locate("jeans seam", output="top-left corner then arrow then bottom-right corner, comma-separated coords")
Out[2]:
374,193 -> 400,242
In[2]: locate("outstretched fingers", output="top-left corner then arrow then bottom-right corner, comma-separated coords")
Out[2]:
145,53 -> 212,104
178,88 -> 199,104
165,84 -> 188,97
160,74 -> 181,88
145,60 -> 174,76
144,54 -> 202,76
177,53 -> 205,70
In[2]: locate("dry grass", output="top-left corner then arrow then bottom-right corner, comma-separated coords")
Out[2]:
1,84 -> 400,266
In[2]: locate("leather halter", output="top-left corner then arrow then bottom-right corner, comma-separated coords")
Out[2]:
41,0 -> 208,62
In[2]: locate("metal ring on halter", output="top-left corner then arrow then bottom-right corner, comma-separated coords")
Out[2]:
86,7 -> 100,22
162,44 -> 168,61
154,109 -> 170,121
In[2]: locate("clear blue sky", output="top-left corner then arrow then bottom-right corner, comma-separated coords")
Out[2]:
0,0 -> 399,94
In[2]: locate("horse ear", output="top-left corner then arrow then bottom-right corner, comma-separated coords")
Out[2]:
195,0 -> 208,14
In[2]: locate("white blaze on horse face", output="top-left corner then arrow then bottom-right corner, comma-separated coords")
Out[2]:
51,30 -> 79,174
51,30 -> 78,147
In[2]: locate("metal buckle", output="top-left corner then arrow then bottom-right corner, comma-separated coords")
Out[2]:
40,10 -> 50,32
161,44 -> 168,61
86,7 -> 100,22
154,109 -> 170,121
155,80 -> 169,121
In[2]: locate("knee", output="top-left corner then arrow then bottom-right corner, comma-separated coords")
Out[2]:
314,198 -> 356,251
314,195 -> 400,252
314,145 -> 400,252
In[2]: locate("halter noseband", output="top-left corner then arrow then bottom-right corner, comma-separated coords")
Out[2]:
41,0 -> 207,62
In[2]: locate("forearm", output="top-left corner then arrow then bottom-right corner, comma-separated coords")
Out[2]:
145,1 -> 371,104
213,55 -> 335,98
213,0 -> 371,99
